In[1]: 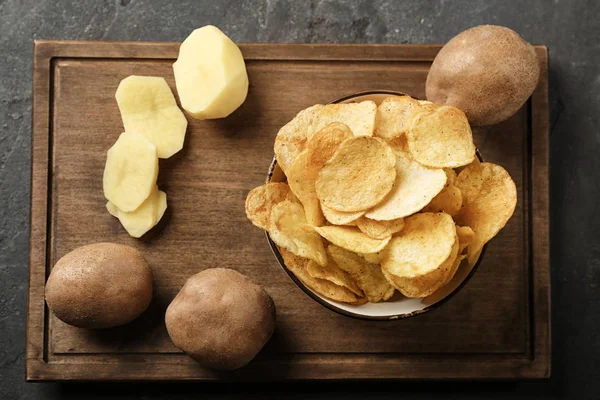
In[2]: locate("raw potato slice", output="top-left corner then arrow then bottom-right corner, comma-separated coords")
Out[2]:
321,204 -> 364,226
245,182 -> 294,230
314,225 -> 391,254
173,25 -> 249,120
422,183 -> 463,216
279,248 -> 362,303
115,76 -> 188,159
274,105 -> 324,175
328,245 -> 395,302
374,96 -> 422,140
306,258 -> 363,296
407,105 -> 476,168
381,213 -> 458,297
454,162 -> 517,261
365,150 -> 446,220
356,217 -> 405,239
269,200 -> 327,266
107,188 -> 168,238
456,225 -> 475,254
287,151 -> 324,226
103,131 -> 159,212
316,136 -> 396,212
106,201 -> 119,217
308,101 -> 377,139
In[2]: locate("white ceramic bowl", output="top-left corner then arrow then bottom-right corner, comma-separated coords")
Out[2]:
267,90 -> 485,320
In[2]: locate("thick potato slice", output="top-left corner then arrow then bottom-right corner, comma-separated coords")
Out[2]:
115,76 -> 188,159
245,183 -> 294,231
103,131 -> 158,212
269,200 -> 327,266
107,188 -> 167,238
365,150 -> 446,220
314,225 -> 391,254
316,136 -> 396,212
356,217 -> 405,239
173,25 -> 248,120
328,245 -> 395,302
374,96 -> 422,140
308,101 -> 377,139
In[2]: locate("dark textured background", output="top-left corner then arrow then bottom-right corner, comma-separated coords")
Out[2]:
1,0 -> 598,399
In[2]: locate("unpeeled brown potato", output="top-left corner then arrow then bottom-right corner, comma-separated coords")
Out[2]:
426,25 -> 540,126
165,268 -> 275,370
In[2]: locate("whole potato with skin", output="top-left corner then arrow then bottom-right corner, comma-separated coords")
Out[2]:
45,243 -> 153,329
165,268 -> 276,370
426,25 -> 540,126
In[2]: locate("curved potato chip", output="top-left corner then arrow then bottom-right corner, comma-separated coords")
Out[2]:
358,252 -> 384,264
445,168 -> 457,185
316,136 -> 396,212
321,203 -> 364,225
374,96 -> 422,140
407,105 -> 476,168
274,104 -> 324,174
314,225 -> 391,254
287,151 -> 324,226
279,248 -> 361,303
422,184 -> 463,216
306,258 -> 363,296
356,217 -> 405,239
456,225 -> 475,254
308,101 -> 377,139
383,235 -> 459,298
245,182 -> 294,230
454,162 -> 517,257
328,245 -> 395,302
269,200 -> 327,266
365,151 -> 446,220
306,122 -> 354,167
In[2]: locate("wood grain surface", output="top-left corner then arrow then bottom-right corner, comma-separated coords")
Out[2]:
27,41 -> 550,381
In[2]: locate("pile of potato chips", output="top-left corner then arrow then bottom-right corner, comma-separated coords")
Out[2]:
246,95 -> 517,304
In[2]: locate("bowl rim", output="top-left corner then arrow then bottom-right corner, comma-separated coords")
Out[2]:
266,90 -> 487,321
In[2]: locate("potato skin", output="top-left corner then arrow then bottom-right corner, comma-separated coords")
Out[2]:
165,268 -> 276,370
426,25 -> 540,126
45,243 -> 153,329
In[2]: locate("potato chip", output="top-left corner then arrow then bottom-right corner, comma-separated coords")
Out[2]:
321,203 -> 364,226
406,105 -> 476,168
308,101 -> 377,139
306,258 -> 363,296
456,225 -> 475,254
356,217 -> 405,239
365,150 -> 446,220
374,96 -> 422,140
269,200 -> 327,266
358,252 -> 384,264
245,182 -> 294,230
306,122 -> 354,168
274,104 -> 324,174
445,168 -> 457,185
279,248 -> 361,303
383,235 -> 459,298
287,151 -> 324,226
454,162 -> 517,261
328,245 -> 395,302
422,184 -> 463,216
314,225 -> 391,254
316,136 -> 396,212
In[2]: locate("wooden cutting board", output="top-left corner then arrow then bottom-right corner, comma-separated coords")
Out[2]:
27,41 -> 550,381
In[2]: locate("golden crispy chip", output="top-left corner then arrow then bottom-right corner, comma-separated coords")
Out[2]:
445,254 -> 467,283
383,235 -> 459,298
328,245 -> 395,302
456,225 -> 475,254
279,248 -> 361,303
454,162 -> 517,261
422,184 -> 463,216
245,182 -> 294,230
356,217 -> 405,239
287,151 -> 324,226
407,105 -> 476,168
314,225 -> 391,254
269,200 -> 327,266
316,136 -> 396,212
306,122 -> 354,168
274,104 -> 324,174
306,258 -> 363,296
374,96 -> 422,140
321,203 -> 365,225
358,252 -> 384,264
308,101 -> 377,139
445,168 -> 457,185
365,150 -> 446,220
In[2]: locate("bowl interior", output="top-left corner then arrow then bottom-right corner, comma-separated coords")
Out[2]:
267,90 -> 484,320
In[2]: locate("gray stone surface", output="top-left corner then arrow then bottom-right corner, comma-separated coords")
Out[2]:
0,0 -> 598,398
